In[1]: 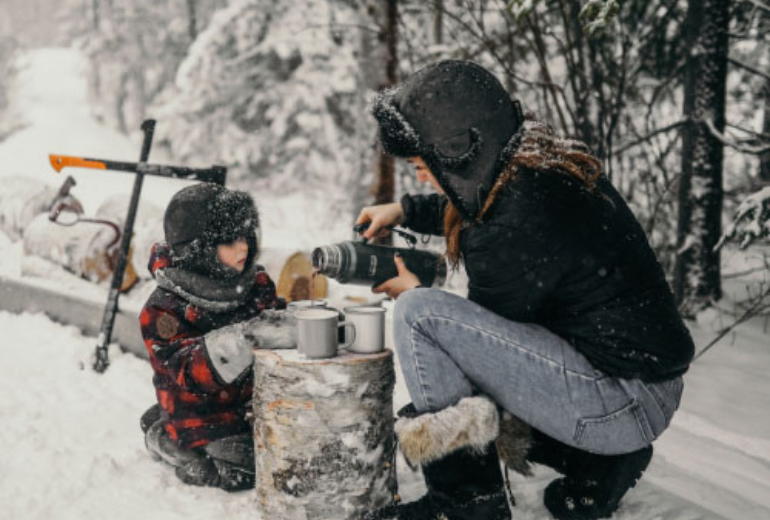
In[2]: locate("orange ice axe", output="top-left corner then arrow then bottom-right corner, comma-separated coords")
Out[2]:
49,154 -> 226,185
49,120 -> 227,373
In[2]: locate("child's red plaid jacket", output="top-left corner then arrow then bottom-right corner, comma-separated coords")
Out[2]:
140,243 -> 283,449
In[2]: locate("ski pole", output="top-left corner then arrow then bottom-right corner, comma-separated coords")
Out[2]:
93,119 -> 156,373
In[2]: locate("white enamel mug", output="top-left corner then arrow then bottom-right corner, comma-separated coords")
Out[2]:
295,308 -> 356,359
343,306 -> 387,354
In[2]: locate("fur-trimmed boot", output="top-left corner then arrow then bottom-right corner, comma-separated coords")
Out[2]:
526,429 -> 653,520
365,396 -> 512,520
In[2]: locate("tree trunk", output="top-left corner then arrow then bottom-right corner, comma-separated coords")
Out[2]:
92,0 -> 100,30
433,0 -> 444,45
185,0 -> 198,42
760,57 -> 770,182
252,349 -> 397,520
673,0 -> 729,315
760,88 -> 770,182
372,0 -> 398,245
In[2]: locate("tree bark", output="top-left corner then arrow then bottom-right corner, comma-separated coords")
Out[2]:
372,0 -> 398,245
433,0 -> 444,44
252,349 -> 397,520
185,0 -> 198,42
760,88 -> 770,182
760,33 -> 770,182
674,0 -> 729,314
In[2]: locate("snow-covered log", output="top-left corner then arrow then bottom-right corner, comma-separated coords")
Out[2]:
22,213 -> 138,291
252,348 -> 397,520
0,177 -> 58,241
95,194 -> 164,279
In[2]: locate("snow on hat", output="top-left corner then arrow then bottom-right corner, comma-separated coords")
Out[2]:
372,60 -> 524,221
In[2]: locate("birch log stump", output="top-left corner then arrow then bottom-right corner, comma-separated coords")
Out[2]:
252,349 -> 397,520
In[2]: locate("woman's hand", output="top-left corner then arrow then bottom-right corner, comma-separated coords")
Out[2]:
373,254 -> 421,299
356,202 -> 404,240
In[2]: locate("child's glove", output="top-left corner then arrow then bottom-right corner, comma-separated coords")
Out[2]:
206,311 -> 296,384
243,309 -> 296,350
206,322 -> 255,384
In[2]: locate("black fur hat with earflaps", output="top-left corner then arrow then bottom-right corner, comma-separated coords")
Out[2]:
164,183 -> 260,280
372,60 -> 525,221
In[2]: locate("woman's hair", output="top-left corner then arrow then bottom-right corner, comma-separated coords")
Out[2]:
442,118 -> 603,269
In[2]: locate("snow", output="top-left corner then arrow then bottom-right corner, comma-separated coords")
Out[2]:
4,285 -> 769,519
1,46 -> 769,520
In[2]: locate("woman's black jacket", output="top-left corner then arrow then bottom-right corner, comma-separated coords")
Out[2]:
400,168 -> 694,383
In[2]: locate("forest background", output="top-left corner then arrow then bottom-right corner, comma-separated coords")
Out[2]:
1,0 -> 769,324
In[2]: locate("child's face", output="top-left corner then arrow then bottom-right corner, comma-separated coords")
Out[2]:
217,238 -> 249,272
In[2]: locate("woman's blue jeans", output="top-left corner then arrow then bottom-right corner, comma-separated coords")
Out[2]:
394,288 -> 684,455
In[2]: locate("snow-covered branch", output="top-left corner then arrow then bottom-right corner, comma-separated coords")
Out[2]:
715,186 -> 770,250
704,118 -> 770,155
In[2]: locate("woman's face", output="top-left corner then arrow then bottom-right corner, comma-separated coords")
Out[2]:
407,157 -> 444,195
217,238 -> 249,272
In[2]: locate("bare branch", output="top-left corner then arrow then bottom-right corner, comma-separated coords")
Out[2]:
694,283 -> 770,361
704,118 -> 770,155
726,122 -> 770,140
741,0 -> 770,13
729,57 -> 770,82
613,120 -> 686,155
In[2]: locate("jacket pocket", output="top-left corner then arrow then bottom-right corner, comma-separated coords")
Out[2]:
573,399 -> 654,454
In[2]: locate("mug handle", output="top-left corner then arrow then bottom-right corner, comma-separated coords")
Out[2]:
339,322 -> 356,350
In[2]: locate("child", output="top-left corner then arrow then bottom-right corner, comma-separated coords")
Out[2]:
138,182 -> 286,491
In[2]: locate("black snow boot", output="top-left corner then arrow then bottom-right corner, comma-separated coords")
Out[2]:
140,403 -> 161,434
539,439 -> 653,520
174,453 -> 255,492
365,396 -> 511,520
525,428 -> 574,475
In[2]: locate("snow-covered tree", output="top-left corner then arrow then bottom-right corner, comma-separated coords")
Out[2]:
154,0 -> 374,241
673,0 -> 730,315
718,186 -> 770,249
62,0 -> 226,133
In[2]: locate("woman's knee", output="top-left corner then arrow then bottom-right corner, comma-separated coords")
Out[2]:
394,288 -> 431,328
393,289 -> 440,359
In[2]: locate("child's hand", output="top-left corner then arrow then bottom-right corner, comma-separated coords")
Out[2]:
372,254 -> 421,299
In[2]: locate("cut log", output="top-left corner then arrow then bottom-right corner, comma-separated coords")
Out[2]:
94,194 -> 164,280
22,213 -> 137,291
0,177 -> 59,241
276,251 -> 328,302
252,348 -> 397,520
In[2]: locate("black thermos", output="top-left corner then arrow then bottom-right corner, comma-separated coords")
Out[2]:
312,241 -> 447,287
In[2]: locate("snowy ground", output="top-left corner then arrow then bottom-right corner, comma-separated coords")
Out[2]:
1,47 -> 769,520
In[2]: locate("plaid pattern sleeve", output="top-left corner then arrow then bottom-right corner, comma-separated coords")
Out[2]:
139,305 -> 222,395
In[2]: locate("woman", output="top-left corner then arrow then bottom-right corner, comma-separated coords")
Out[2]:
358,61 -> 694,520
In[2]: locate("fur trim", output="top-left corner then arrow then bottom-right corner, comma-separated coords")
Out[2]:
371,89 -> 422,158
495,411 -> 533,477
510,119 -> 594,171
395,396 -> 499,467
